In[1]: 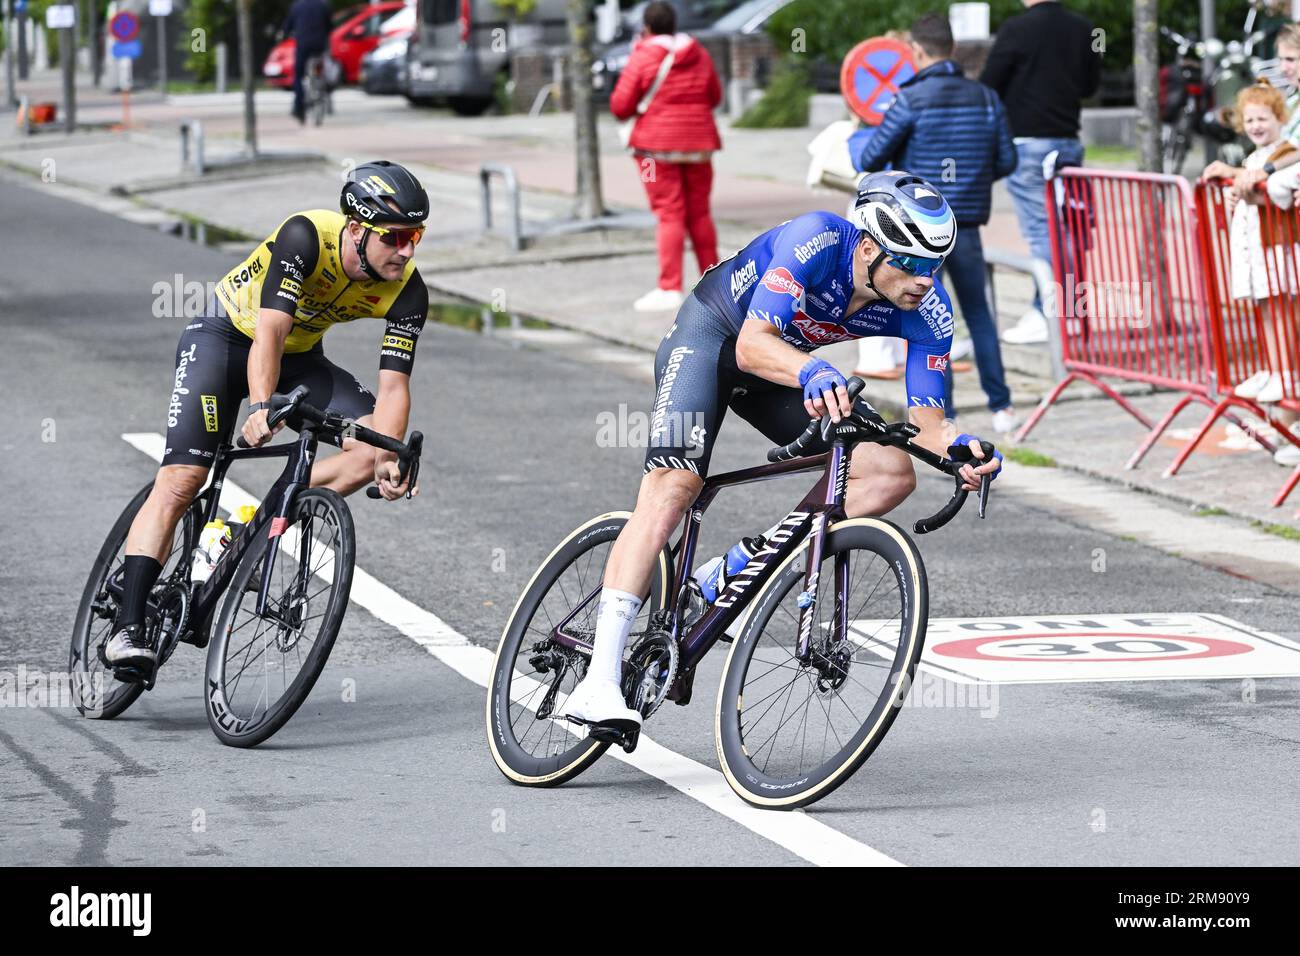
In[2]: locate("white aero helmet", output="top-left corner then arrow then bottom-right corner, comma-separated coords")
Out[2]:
851,170 -> 957,260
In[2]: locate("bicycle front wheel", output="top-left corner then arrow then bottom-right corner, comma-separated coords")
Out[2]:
205,488 -> 354,747
487,512 -> 671,787
715,518 -> 927,809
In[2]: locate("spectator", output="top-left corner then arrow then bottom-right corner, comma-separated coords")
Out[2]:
281,0 -> 333,125
1203,80 -> 1300,464
980,0 -> 1101,345
857,14 -> 1019,433
611,1 -> 722,313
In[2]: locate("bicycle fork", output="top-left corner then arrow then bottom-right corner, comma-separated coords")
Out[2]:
794,442 -> 851,667
254,428 -> 317,620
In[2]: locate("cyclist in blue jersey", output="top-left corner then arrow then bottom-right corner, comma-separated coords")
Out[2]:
560,171 -> 1004,732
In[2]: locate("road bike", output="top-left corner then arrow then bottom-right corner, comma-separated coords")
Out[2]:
487,378 -> 994,809
70,386 -> 422,747
303,55 -> 334,127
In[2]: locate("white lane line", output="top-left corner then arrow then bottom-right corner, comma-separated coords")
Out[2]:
124,433 -> 902,867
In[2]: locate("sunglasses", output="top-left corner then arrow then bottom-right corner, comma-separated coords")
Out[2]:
886,253 -> 945,277
358,220 -> 426,248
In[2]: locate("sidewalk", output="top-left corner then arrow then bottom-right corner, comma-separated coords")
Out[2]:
4,70 -> 1297,527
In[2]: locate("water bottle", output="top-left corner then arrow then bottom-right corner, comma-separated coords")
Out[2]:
191,520 -> 232,584
693,536 -> 765,603
224,505 -> 258,543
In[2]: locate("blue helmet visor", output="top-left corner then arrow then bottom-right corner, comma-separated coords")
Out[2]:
886,253 -> 945,277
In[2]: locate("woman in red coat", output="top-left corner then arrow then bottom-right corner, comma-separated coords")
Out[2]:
610,1 -> 722,312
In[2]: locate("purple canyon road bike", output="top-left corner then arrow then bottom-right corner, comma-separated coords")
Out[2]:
488,378 -> 995,809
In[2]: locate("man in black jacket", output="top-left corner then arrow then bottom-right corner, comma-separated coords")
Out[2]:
980,0 -> 1101,344
282,0 -> 333,123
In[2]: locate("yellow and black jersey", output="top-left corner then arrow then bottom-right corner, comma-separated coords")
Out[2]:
215,209 -> 428,373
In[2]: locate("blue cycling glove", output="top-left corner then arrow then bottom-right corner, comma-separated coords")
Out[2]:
799,358 -> 847,404
950,433 -> 1004,481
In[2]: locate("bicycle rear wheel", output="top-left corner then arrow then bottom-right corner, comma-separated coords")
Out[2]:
69,482 -> 199,719
486,512 -> 671,787
715,518 -> 927,809
205,488 -> 354,747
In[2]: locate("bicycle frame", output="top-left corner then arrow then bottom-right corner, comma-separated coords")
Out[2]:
549,440 -> 857,688
107,424 -> 327,643
190,425 -> 324,623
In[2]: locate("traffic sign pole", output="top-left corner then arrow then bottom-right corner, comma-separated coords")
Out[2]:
109,10 -> 142,128
61,19 -> 75,132
3,0 -> 16,108
156,14 -> 166,94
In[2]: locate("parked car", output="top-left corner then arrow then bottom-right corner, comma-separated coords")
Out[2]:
406,0 -> 573,115
361,6 -> 417,95
264,2 -> 409,88
591,0 -> 787,98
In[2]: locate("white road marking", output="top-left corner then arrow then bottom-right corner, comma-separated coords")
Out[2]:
123,433 -> 902,867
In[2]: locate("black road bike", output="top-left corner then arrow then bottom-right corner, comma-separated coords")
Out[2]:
70,386 -> 422,747
487,378 -> 994,809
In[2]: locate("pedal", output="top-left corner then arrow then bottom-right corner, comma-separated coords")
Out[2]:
108,662 -> 156,689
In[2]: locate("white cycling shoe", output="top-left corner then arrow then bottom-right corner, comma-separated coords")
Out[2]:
559,676 -> 642,732
103,624 -> 157,675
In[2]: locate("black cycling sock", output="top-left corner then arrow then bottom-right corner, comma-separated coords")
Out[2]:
117,556 -> 163,631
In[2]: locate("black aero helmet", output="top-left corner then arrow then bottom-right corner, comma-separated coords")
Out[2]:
340,160 -> 429,225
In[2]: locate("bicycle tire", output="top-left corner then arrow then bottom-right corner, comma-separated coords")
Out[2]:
205,488 -> 354,748
715,518 -> 927,809
69,482 -> 201,719
487,512 -> 671,787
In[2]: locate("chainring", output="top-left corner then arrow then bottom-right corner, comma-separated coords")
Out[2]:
622,632 -> 679,721
152,584 -> 191,666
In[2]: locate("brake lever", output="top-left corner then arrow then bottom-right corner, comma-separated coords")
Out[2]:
978,472 -> 991,519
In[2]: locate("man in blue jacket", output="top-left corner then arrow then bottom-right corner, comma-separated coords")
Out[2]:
858,14 -> 1020,434
281,0 -> 333,123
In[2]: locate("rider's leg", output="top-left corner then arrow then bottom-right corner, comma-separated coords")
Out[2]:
278,353 -> 381,495
562,467 -> 704,728
844,443 -> 916,518
108,310 -> 244,668
564,300 -> 732,727
117,463 -> 211,616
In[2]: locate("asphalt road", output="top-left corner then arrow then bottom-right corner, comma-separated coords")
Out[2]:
2,180 -> 1299,866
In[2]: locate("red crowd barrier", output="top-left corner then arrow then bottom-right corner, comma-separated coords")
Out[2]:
1014,167 -> 1300,511
1194,179 -> 1300,507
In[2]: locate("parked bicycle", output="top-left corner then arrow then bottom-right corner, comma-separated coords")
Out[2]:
487,378 -> 995,809
70,386 -> 422,747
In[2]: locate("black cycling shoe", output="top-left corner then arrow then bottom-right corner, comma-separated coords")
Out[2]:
102,623 -> 157,683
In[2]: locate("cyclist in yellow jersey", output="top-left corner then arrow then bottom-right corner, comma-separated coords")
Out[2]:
105,161 -> 430,677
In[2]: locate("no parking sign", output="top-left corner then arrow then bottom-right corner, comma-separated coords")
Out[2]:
840,37 -> 916,126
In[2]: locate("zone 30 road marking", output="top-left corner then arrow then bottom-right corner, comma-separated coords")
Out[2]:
123,432 -> 901,868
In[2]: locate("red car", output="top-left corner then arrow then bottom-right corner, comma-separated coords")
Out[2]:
264,2 -> 408,88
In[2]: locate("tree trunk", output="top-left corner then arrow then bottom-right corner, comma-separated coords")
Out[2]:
566,0 -> 603,220
1133,0 -> 1160,173
237,0 -> 256,155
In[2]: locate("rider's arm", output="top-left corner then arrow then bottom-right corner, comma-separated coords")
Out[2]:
899,286 -> 1000,488
735,214 -> 852,418
247,310 -> 293,405
368,276 -> 427,497
734,319 -> 810,387
242,216 -> 321,445
897,285 -> 954,456
377,273 -> 428,373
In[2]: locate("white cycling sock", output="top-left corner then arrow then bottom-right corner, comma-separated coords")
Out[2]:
589,588 -> 643,685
